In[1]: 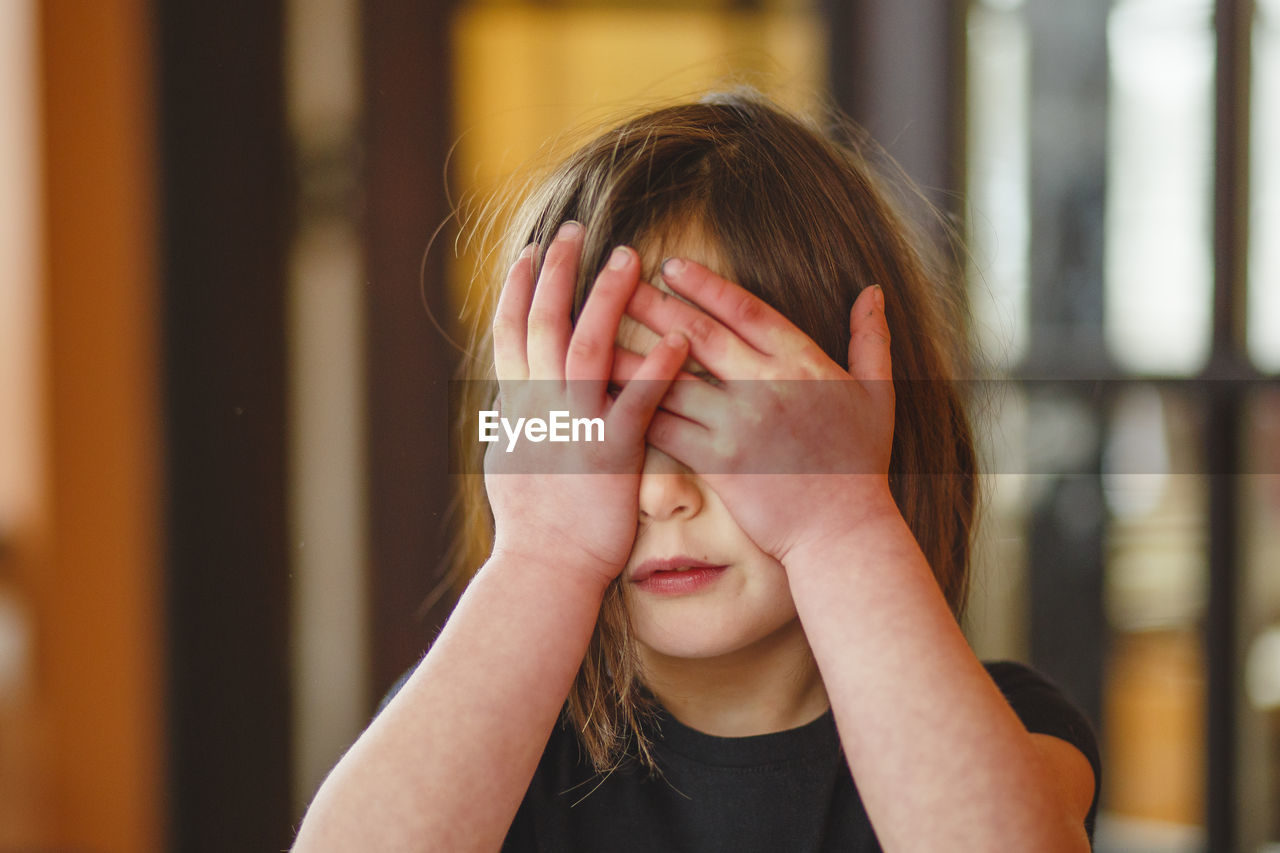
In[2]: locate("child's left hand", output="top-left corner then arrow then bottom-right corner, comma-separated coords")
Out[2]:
615,257 -> 899,568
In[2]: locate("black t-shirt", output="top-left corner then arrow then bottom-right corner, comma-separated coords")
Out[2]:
499,661 -> 1099,852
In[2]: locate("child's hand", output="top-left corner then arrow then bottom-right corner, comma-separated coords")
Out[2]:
615,258 -> 898,568
485,224 -> 689,588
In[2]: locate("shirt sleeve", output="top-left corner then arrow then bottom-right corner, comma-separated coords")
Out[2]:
983,660 -> 1102,843
375,665 -> 416,716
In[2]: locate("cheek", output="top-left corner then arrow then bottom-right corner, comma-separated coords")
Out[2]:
755,559 -> 797,606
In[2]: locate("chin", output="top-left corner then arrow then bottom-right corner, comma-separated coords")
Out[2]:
630,604 -> 800,662
636,631 -> 752,662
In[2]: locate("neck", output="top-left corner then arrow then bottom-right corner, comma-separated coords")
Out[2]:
638,620 -> 828,737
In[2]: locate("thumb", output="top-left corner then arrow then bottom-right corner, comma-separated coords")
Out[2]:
847,284 -> 893,391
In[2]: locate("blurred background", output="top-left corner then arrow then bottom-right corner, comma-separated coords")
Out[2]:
1,0 -> 1277,850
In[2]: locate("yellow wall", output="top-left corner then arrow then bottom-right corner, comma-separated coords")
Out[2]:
450,3 -> 826,322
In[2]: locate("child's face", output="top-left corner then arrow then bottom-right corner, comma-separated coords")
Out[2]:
616,228 -> 802,663
622,445 -> 800,662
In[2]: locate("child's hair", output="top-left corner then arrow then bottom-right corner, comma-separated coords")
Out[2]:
453,89 -> 977,774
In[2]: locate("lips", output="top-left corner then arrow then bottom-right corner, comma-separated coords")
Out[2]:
629,556 -> 727,584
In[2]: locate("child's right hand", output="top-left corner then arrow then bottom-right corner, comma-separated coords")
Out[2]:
485,222 -> 689,588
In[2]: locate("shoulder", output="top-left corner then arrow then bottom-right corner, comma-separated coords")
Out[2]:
983,660 -> 1101,840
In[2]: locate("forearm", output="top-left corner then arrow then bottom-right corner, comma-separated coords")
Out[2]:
293,552 -> 608,853
787,497 -> 1088,852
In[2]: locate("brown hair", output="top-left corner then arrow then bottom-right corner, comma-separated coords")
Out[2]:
453,90 -> 977,774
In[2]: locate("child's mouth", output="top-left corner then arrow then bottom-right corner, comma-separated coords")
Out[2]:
630,557 -> 728,595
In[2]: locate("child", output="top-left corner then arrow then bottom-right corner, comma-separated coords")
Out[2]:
293,91 -> 1099,852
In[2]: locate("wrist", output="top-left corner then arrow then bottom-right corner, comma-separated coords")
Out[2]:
781,480 -> 903,571
486,544 -> 619,599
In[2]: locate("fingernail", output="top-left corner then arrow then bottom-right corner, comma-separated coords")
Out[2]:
607,246 -> 632,270
518,243 -> 536,259
558,221 -> 583,239
661,257 -> 685,278
663,331 -> 688,349
871,284 -> 885,312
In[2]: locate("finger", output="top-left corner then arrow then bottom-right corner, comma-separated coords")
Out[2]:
644,407 -> 712,472
565,245 -> 641,397
492,244 -> 537,380
848,284 -> 894,403
606,332 -> 690,447
609,345 -> 647,383
652,375 -> 721,428
609,347 -> 718,426
626,280 -> 759,379
610,346 -> 704,386
527,221 -> 584,378
659,257 -> 803,356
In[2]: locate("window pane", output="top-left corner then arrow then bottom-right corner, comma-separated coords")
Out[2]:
967,2 -> 1030,370
1099,386 -> 1208,848
0,0 -> 41,843
1240,389 -> 1280,849
966,384 -> 1030,661
1105,0 -> 1215,375
1251,0 -> 1280,372
284,0 -> 370,817
0,0 -> 39,542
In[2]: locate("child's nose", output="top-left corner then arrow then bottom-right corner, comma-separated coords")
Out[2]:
637,446 -> 703,522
